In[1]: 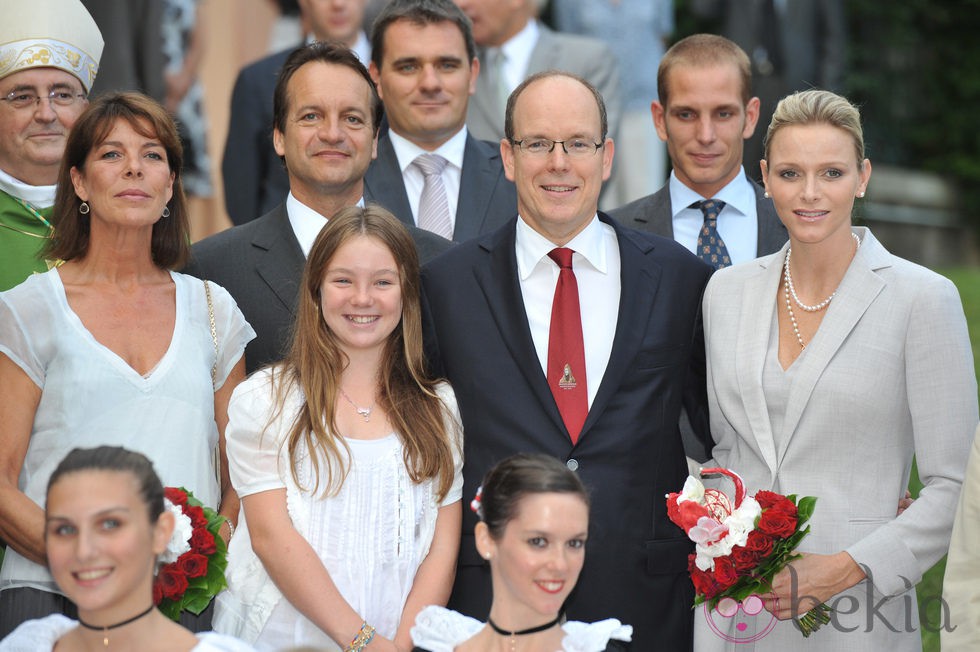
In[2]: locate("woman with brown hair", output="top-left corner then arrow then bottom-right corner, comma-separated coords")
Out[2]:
214,205 -> 462,652
0,92 -> 254,634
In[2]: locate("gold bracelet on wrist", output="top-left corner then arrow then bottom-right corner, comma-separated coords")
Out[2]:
344,622 -> 376,652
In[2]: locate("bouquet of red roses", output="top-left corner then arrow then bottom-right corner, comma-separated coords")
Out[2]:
154,487 -> 229,621
666,467 -> 830,637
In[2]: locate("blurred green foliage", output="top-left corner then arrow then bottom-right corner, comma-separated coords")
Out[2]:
845,1 -> 980,226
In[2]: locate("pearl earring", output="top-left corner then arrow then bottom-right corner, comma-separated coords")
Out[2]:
764,191 -> 770,199
857,191 -> 865,198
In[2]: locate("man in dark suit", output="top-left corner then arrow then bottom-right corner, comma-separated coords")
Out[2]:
422,71 -> 711,651
610,34 -> 787,265
221,0 -> 372,225
363,0 -> 517,242
186,43 -> 450,373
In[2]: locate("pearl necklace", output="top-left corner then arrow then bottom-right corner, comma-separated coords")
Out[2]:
783,232 -> 861,349
784,232 -> 861,312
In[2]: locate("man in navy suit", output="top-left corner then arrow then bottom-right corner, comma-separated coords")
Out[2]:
421,70 -> 711,651
364,0 -> 517,242
187,44 -> 450,373
610,34 -> 787,264
221,0 -> 371,225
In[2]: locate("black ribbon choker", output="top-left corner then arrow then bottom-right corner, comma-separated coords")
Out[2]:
488,613 -> 562,637
78,604 -> 155,647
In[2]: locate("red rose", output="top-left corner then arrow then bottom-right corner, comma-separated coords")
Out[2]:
157,565 -> 189,600
729,545 -> 759,572
177,552 -> 209,579
190,527 -> 216,555
744,530 -> 774,559
688,554 -> 719,598
164,487 -> 188,507
667,495 -> 711,533
152,579 -> 164,605
754,491 -> 781,510
757,509 -> 798,539
755,491 -> 798,517
184,505 -> 208,529
713,556 -> 740,589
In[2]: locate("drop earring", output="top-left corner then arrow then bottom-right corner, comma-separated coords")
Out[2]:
79,202 -> 90,214
162,206 -> 171,218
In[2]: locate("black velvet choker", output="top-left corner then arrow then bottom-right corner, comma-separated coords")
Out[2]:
488,613 -> 562,637
77,603 -> 155,647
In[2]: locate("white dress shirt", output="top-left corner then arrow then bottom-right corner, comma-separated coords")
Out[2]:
516,215 -> 620,408
669,167 -> 760,264
285,192 -> 365,257
388,128 -> 467,232
496,19 -> 540,95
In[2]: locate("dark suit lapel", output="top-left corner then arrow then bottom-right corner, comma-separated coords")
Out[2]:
454,135 -> 499,242
472,225 -> 568,436
752,179 -> 788,257
363,135 -> 413,227
252,205 -> 306,314
579,215 -> 661,440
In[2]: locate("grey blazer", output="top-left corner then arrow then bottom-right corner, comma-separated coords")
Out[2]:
696,228 -> 978,650
363,132 -> 517,242
183,204 -> 452,373
608,177 -> 787,259
466,25 -> 622,143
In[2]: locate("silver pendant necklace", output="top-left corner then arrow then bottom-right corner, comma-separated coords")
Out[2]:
339,388 -> 374,422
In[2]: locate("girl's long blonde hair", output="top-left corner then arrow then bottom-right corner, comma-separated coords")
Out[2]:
268,204 -> 455,499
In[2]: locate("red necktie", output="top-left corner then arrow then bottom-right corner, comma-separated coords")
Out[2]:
547,248 -> 588,444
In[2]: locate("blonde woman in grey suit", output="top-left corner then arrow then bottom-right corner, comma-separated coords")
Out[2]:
697,89 -> 979,650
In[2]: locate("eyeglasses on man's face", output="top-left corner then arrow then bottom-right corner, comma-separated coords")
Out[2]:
510,137 -> 604,157
1,89 -> 87,110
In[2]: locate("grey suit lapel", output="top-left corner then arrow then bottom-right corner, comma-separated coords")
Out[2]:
735,252 -> 783,473
527,26 -> 557,73
777,229 -> 888,466
471,48 -> 502,137
252,206 -> 306,314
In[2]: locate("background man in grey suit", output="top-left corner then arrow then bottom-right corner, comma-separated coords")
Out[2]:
453,0 -> 621,148
186,43 -> 450,373
221,0 -> 371,225
363,0 -> 517,242
610,34 -> 787,268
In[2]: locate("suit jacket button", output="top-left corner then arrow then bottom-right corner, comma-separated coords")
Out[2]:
566,458 -> 579,471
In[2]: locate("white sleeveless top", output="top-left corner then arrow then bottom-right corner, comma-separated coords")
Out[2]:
0,269 -> 255,593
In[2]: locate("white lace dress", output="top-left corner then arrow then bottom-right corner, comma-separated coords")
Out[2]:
213,370 -> 464,650
0,614 -> 255,651
410,606 -> 633,652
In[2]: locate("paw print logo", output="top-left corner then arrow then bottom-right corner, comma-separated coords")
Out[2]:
704,594 -> 777,643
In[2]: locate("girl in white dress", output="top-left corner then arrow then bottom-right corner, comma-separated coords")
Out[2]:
214,205 -> 463,651
411,454 -> 632,652
0,446 -> 252,652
